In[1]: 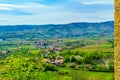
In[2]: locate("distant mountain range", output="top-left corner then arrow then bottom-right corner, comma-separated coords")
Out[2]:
0,21 -> 114,40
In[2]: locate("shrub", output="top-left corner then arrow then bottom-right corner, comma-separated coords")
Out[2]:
76,58 -> 85,64
44,63 -> 58,71
57,69 -> 70,75
4,55 -> 43,80
64,56 -> 70,63
108,60 -> 114,71
84,54 -> 93,64
68,63 -> 76,69
70,56 -> 77,62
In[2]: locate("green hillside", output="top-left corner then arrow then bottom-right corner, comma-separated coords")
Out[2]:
0,21 -> 114,41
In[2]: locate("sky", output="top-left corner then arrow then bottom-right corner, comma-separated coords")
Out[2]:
0,0 -> 114,25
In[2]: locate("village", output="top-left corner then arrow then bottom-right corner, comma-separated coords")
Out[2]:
35,39 -> 72,66
0,38 -> 103,67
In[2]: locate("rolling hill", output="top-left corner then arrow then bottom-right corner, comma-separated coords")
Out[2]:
0,21 -> 114,40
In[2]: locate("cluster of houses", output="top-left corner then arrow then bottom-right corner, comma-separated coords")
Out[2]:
35,39 -> 65,66
36,40 -> 63,53
36,39 -> 72,53
35,39 -> 73,66
36,39 -> 63,48
1,50 -> 9,56
44,55 -> 64,66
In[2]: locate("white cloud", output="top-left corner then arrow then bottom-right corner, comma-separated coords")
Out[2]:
0,7 -> 12,10
81,0 -> 113,5
0,4 -> 26,8
0,2 -> 60,14
19,3 -> 60,14
0,3 -> 26,10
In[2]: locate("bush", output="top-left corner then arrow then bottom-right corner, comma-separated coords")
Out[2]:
70,56 -> 77,62
68,63 -> 76,69
108,60 -> 114,71
64,56 -> 70,63
59,63 -> 66,67
92,52 -> 101,59
76,58 -> 85,64
57,69 -> 70,75
91,64 -> 108,72
4,55 -> 43,80
44,63 -> 58,71
84,54 -> 93,64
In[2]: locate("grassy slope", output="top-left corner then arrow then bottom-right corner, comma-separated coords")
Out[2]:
37,70 -> 113,80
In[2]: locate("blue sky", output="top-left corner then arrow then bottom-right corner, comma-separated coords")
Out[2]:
0,0 -> 114,25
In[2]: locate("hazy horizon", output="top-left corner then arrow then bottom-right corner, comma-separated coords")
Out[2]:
0,20 -> 114,26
